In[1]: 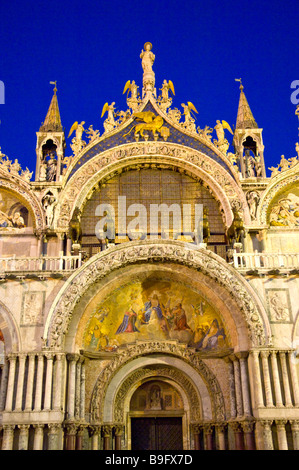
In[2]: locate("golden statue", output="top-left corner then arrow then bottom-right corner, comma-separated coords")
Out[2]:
123,111 -> 169,139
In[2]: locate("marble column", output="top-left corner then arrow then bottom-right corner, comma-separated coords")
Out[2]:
237,352 -> 251,416
0,359 -> 9,411
34,354 -> 44,411
231,356 -> 243,417
48,424 -> 61,450
260,351 -> 274,407
203,423 -> 214,450
90,426 -> 101,450
241,420 -> 256,450
114,425 -> 123,451
215,423 -> 226,450
67,354 -> 79,420
270,351 -> 284,407
102,425 -> 113,450
33,424 -> 44,450
53,354 -> 64,411
230,421 -> 244,450
44,352 -> 54,410
290,420 -> 299,450
15,354 -> 27,411
276,420 -> 288,450
25,353 -> 36,411
18,424 -> 30,450
225,357 -> 237,418
76,424 -> 86,450
75,359 -> 82,420
80,359 -> 86,420
261,420 -> 274,450
192,424 -> 201,450
279,352 -> 292,407
65,423 -> 77,450
288,351 -> 299,406
250,350 -> 264,408
2,425 -> 15,450
5,354 -> 16,411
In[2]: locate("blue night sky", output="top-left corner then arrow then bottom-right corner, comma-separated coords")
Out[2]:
0,0 -> 298,178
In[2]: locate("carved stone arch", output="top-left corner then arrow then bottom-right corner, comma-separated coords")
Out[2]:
0,300 -> 21,353
89,345 -> 225,424
55,142 -> 249,231
257,169 -> 299,225
112,365 -> 201,424
44,240 -> 271,350
0,177 -> 45,230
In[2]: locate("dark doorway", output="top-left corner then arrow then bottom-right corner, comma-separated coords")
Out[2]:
131,417 -> 183,450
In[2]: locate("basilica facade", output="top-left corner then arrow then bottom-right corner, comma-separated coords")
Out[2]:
0,43 -> 299,451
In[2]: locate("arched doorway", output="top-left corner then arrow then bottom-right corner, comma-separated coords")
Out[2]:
130,379 -> 184,450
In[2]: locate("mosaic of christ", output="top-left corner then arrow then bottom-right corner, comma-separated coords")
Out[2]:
83,279 -> 229,353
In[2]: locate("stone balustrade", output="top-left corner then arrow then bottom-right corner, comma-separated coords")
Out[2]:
233,251 -> 299,273
0,253 -> 82,273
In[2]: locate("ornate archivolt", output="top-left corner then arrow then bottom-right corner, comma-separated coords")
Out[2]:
54,141 -> 250,231
0,300 -> 21,352
257,167 -> 299,226
89,346 -> 225,424
0,174 -> 45,231
44,240 -> 271,350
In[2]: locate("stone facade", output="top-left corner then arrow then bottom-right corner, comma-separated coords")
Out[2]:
0,43 -> 299,450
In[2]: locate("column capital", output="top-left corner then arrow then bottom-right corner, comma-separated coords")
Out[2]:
114,424 -> 124,437
230,421 -> 242,433
66,353 -> 80,362
202,422 -> 214,434
102,425 -> 113,437
235,351 -> 249,360
260,419 -> 273,428
88,425 -> 102,437
275,419 -> 288,427
48,423 -> 62,434
214,422 -> 227,432
241,420 -> 255,433
290,420 -> 299,431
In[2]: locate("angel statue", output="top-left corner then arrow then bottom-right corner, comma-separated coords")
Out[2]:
214,120 -> 233,143
101,102 -> 117,133
158,80 -> 175,112
181,102 -> 198,132
68,121 -> 86,155
160,80 -> 175,101
123,80 -> 141,112
123,80 -> 139,100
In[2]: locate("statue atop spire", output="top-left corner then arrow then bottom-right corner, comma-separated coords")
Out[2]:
140,42 -> 156,98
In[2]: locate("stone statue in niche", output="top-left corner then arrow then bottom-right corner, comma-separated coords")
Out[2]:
246,190 -> 260,220
149,387 -> 162,410
45,151 -> 57,181
42,192 -> 57,228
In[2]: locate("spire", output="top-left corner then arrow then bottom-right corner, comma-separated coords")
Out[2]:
235,80 -> 258,129
39,81 -> 63,132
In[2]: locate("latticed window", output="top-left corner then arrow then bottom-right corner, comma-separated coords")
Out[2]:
80,168 -> 227,257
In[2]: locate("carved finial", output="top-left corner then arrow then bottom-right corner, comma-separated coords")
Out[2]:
50,81 -> 57,94
235,78 -> 243,90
